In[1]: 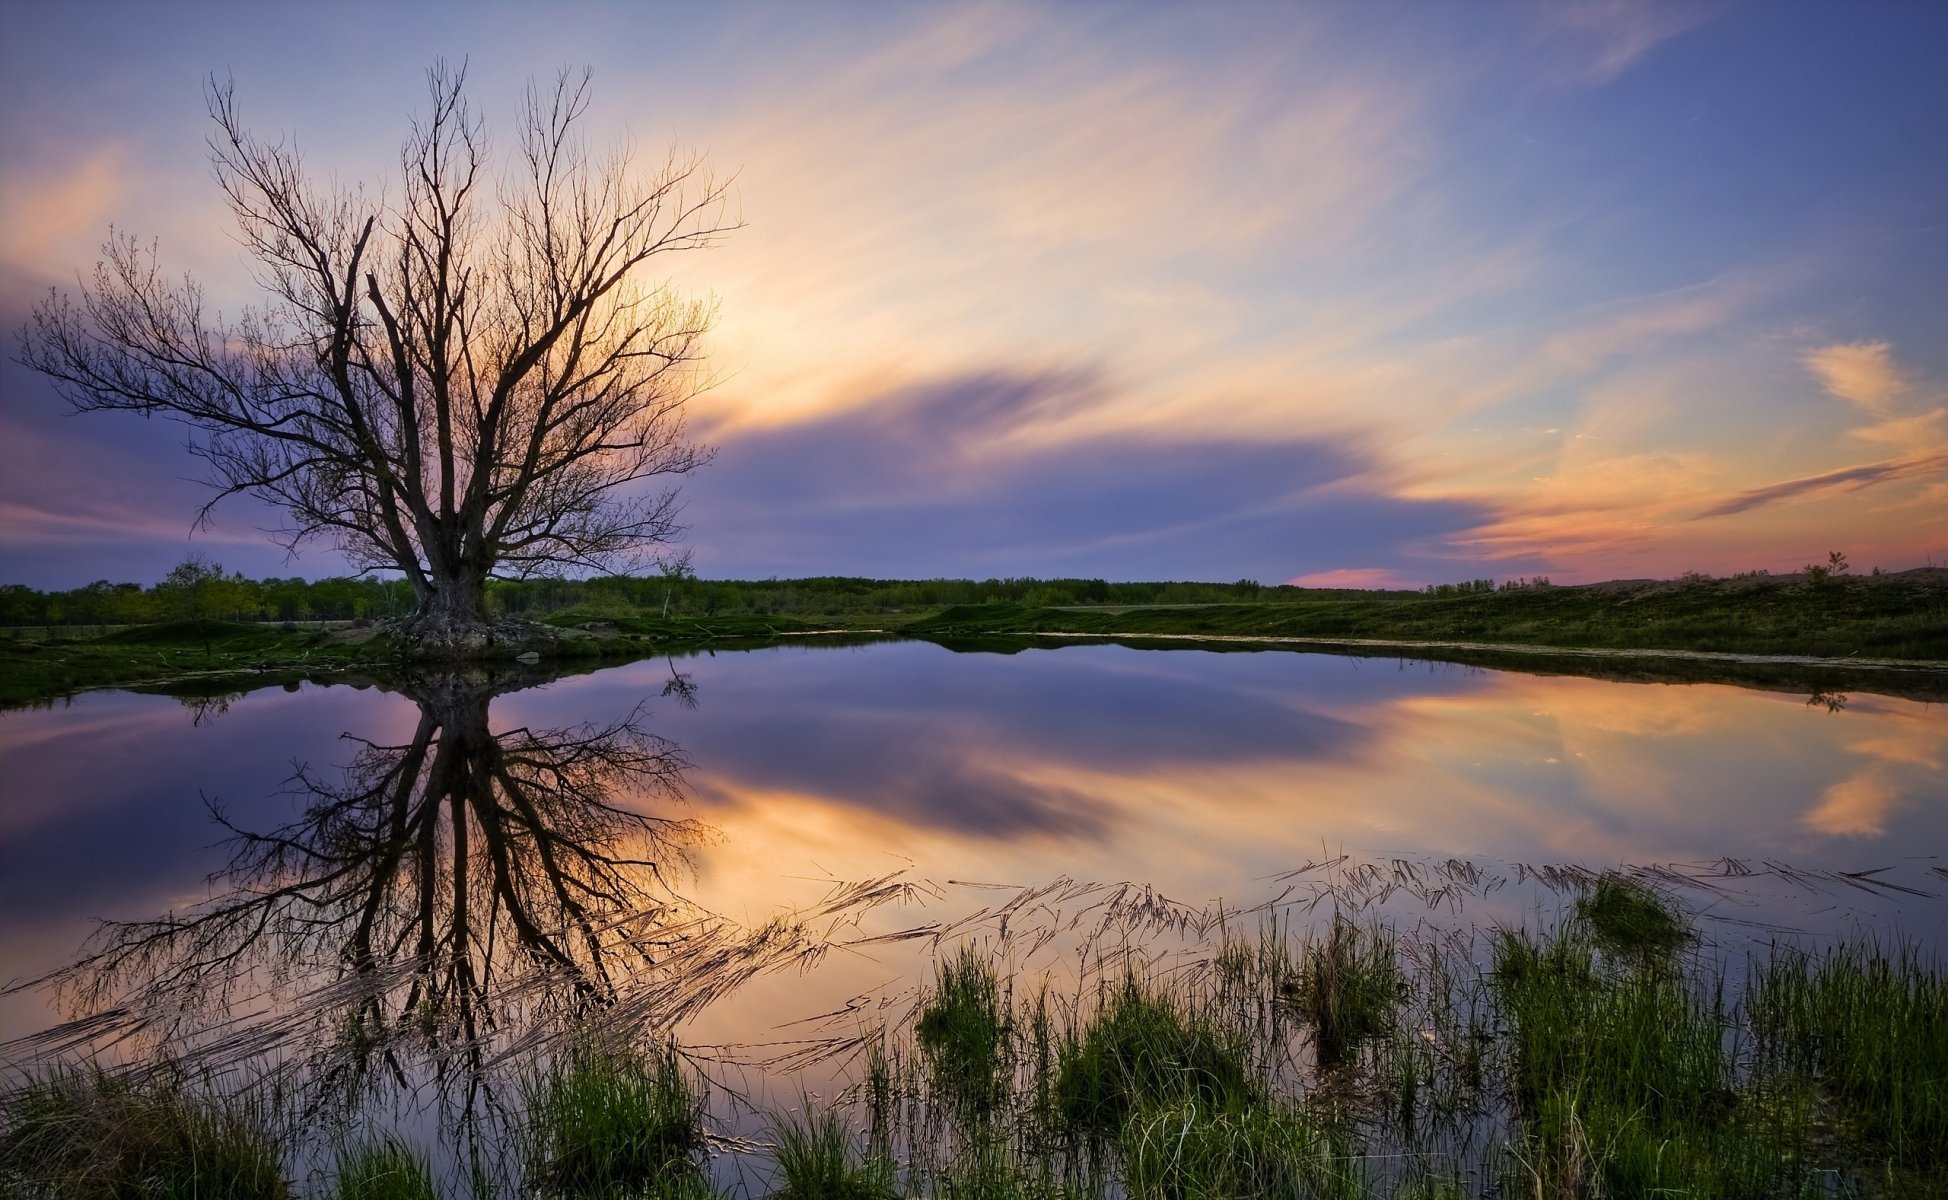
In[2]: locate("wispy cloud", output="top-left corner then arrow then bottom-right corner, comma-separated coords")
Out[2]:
1694,450 -> 1948,519
1806,340 -> 1904,414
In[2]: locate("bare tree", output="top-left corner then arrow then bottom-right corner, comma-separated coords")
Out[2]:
17,61 -> 734,652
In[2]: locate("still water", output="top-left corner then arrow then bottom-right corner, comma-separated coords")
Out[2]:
1,640 -> 1943,1178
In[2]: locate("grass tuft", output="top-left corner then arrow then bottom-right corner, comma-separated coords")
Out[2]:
770,1102 -> 898,1199
1119,1097 -> 1362,1200
0,1064 -> 289,1199
1053,979 -> 1257,1140
1575,873 -> 1691,960
916,947 -> 1013,1117
522,1042 -> 708,1198
1752,942 -> 1948,1169
333,1136 -> 439,1200
1282,916 -> 1404,1067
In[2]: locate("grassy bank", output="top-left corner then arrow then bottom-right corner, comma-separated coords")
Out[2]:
0,614 -> 891,710
5,880 -> 1940,1197
910,569 -> 1948,661
4,568 -> 1942,709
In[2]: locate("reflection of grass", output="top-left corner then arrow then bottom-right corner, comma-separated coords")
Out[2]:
333,1137 -> 438,1200
521,1043 -> 708,1199
0,1065 -> 289,1199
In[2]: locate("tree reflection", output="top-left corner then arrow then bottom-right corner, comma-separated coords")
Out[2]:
45,667 -> 706,1100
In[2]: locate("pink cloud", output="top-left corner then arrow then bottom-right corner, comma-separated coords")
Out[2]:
1287,567 -> 1424,591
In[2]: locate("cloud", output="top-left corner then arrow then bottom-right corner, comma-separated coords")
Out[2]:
1693,450 -> 1948,519
1287,567 -> 1425,591
1531,2 -> 1721,87
681,368 -> 1495,581
1805,341 -> 1904,415
0,145 -> 128,284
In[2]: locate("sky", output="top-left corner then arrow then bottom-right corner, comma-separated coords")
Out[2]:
2,0 -> 1946,589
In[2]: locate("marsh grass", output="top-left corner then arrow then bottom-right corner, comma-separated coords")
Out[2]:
1575,873 -> 1692,961
1490,922 -> 1823,1198
0,1063 -> 289,1199
12,889 -> 1941,1199
770,1102 -> 899,1199
1119,1098 -> 1363,1200
1752,943 -> 1948,1170
333,1136 -> 439,1200
1284,916 -> 1405,1067
916,947 -> 1014,1118
1052,979 -> 1259,1140
520,1042 -> 708,1198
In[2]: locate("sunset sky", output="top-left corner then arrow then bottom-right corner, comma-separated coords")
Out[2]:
3,1 -> 1945,589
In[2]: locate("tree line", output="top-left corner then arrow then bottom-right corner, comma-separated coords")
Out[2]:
0,564 -> 1386,627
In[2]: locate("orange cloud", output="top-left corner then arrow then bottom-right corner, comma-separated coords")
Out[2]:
1806,340 -> 1903,415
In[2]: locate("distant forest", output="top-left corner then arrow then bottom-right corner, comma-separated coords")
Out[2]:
0,564 -> 1365,626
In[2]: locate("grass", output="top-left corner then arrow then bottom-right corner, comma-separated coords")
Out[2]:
770,1103 -> 899,1199
333,1137 -> 439,1200
520,1042 -> 709,1199
916,948 -> 1014,1117
911,569 -> 1948,661
1052,978 -> 1260,1141
10,900 -> 1942,1198
1283,916 -> 1405,1067
1751,943 -> 1948,1171
1119,1098 -> 1362,1200
8,567 -> 1942,710
0,1064 -> 289,1199
1575,873 -> 1693,961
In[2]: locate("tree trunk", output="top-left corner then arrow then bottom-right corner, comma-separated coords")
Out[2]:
396,568 -> 494,656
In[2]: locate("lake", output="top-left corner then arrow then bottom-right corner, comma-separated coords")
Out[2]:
2,639 -> 1943,1191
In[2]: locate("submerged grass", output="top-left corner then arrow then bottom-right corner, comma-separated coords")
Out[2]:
0,1064 -> 289,1199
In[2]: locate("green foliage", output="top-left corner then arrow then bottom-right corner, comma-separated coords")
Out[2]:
916,948 -> 1013,1117
0,1064 -> 289,1199
334,1137 -> 439,1200
522,1043 -> 708,1198
1053,980 -> 1258,1139
769,1104 -> 899,1200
